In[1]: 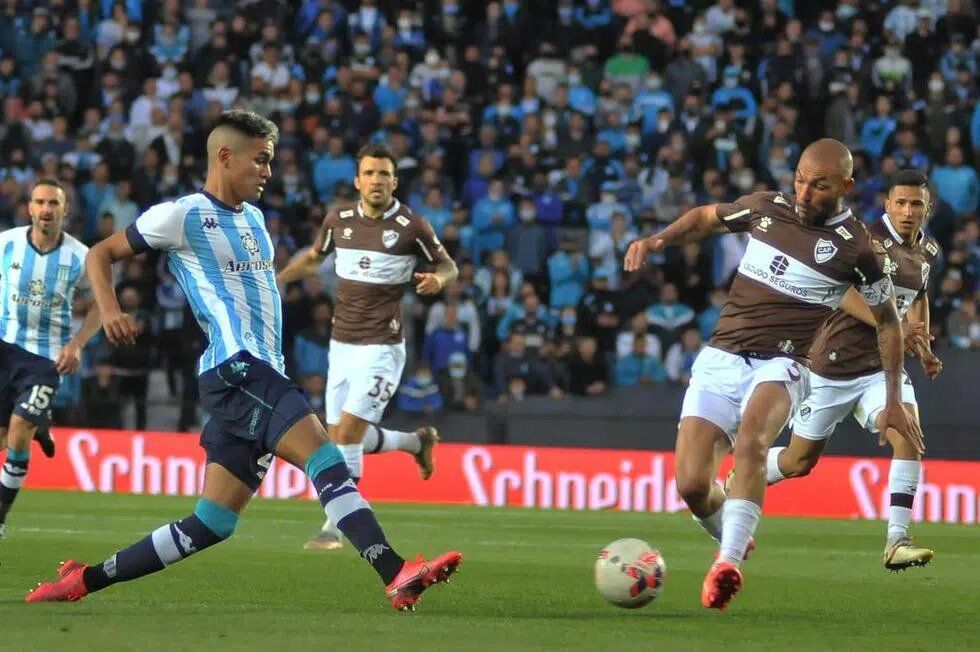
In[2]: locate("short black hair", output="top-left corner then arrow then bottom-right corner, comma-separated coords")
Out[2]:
211,109 -> 279,143
887,169 -> 929,195
32,178 -> 64,193
355,143 -> 398,173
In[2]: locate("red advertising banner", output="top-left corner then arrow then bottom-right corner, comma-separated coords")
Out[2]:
20,428 -> 980,524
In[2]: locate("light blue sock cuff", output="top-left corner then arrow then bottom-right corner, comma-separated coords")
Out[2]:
6,448 -> 30,462
305,443 -> 344,479
193,498 -> 239,539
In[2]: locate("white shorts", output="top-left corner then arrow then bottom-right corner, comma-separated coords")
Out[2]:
792,370 -> 918,440
680,346 -> 811,444
325,340 -> 406,425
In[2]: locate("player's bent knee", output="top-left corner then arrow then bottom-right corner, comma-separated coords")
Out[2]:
674,469 -> 714,504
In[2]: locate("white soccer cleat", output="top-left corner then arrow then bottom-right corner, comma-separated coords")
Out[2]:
883,538 -> 933,571
303,525 -> 343,551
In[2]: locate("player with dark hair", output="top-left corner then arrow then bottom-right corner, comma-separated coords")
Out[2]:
0,179 -> 101,537
278,142 -> 458,550
757,169 -> 941,571
26,111 -> 461,611
625,139 -> 922,610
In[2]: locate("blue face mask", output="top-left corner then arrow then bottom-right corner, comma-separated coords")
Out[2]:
561,314 -> 576,326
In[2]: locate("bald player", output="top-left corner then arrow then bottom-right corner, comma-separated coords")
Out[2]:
625,139 -> 921,610
27,110 -> 462,611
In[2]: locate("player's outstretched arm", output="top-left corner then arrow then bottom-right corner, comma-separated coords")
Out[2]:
86,230 -> 140,347
624,204 -> 725,271
869,297 -> 925,453
277,246 -> 326,285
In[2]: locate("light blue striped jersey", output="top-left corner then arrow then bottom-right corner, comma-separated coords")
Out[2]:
125,191 -> 284,376
0,226 -> 89,361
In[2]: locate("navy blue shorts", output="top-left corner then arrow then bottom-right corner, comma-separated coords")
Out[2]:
198,352 -> 312,491
0,340 -> 60,428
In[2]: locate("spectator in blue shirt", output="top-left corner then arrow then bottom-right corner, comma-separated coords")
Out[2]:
312,134 -> 356,202
614,334 -> 667,387
547,240 -> 590,309
422,304 -> 469,374
711,66 -> 758,123
471,178 -> 515,261
890,128 -> 930,173
396,363 -> 444,414
646,282 -> 696,347
860,95 -> 897,160
931,147 -> 979,217
698,288 -> 727,341
373,66 -> 409,114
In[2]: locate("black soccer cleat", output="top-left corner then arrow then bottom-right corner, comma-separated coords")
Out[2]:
33,427 -> 56,458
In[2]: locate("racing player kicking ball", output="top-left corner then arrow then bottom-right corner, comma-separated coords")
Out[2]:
277,143 -> 457,550
624,139 -> 923,611
760,169 -> 941,571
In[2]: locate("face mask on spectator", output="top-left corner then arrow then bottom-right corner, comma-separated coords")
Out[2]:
354,42 -> 371,56
405,97 -> 420,109
398,18 -> 412,31
559,7 -> 573,20
520,208 -> 535,221
425,50 -> 440,66
561,314 -> 576,327
568,72 -> 581,85
125,29 -> 140,44
601,192 -> 616,204
306,91 -> 320,103
645,76 -> 663,91
692,22 -> 706,35
723,76 -> 738,89
928,79 -> 944,93
837,5 -> 857,20
626,133 -> 641,148
819,20 -> 835,32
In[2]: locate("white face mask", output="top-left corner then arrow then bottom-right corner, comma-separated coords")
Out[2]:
354,42 -> 371,56
723,77 -> 738,88
425,51 -> 440,65
520,209 -> 535,221
819,20 -> 834,32
928,79 -> 944,93
626,133 -> 641,148
398,18 -> 412,31
306,92 -> 320,103
568,72 -> 581,85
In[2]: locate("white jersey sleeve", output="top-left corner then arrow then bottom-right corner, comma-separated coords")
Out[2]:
126,201 -> 185,253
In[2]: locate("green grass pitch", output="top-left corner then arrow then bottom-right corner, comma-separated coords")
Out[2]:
0,491 -> 977,651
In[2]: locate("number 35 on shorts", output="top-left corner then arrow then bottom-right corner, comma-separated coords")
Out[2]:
367,375 -> 395,403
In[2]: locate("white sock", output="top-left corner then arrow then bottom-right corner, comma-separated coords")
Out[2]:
693,505 -> 725,543
362,424 -> 421,455
337,443 -> 363,480
766,447 -> 787,485
718,499 -> 762,566
887,459 -> 919,544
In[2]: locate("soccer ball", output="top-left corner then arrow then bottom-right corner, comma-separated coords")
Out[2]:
594,538 -> 666,608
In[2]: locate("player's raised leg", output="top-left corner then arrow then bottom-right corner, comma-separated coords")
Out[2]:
877,404 -> 932,571
705,380 -> 793,611
276,414 -> 461,610
363,423 -> 439,480
26,462 -> 250,602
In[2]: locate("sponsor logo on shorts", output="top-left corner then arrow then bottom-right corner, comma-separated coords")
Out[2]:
798,405 -> 811,421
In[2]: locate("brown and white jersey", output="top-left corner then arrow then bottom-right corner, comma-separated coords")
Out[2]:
810,214 -> 941,379
313,199 -> 450,345
709,192 -> 891,360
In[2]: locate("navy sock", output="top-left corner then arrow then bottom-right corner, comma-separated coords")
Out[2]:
83,499 -> 238,592
306,444 -> 404,584
0,449 -> 30,526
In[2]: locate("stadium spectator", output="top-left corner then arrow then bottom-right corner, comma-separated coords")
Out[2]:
613,334 -> 667,387
665,326 -> 705,386
396,362 -> 443,415
566,336 -> 609,397
438,352 -> 482,412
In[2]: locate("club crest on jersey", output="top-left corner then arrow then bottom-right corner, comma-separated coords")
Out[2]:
921,262 -> 930,288
56,265 -> 71,281
28,279 -> 45,296
882,238 -> 894,249
814,239 -> 837,263
395,215 -> 410,227
240,232 -> 260,255
382,229 -> 399,248
342,227 -> 353,240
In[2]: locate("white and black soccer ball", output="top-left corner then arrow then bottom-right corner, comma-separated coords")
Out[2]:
594,538 -> 667,608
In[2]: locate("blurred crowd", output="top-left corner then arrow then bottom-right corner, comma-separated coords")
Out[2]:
0,0 -> 977,430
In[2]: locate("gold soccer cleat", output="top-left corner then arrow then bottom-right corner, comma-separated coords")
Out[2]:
883,538 -> 934,571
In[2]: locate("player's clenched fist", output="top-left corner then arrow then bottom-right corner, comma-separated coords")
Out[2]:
102,310 -> 140,346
